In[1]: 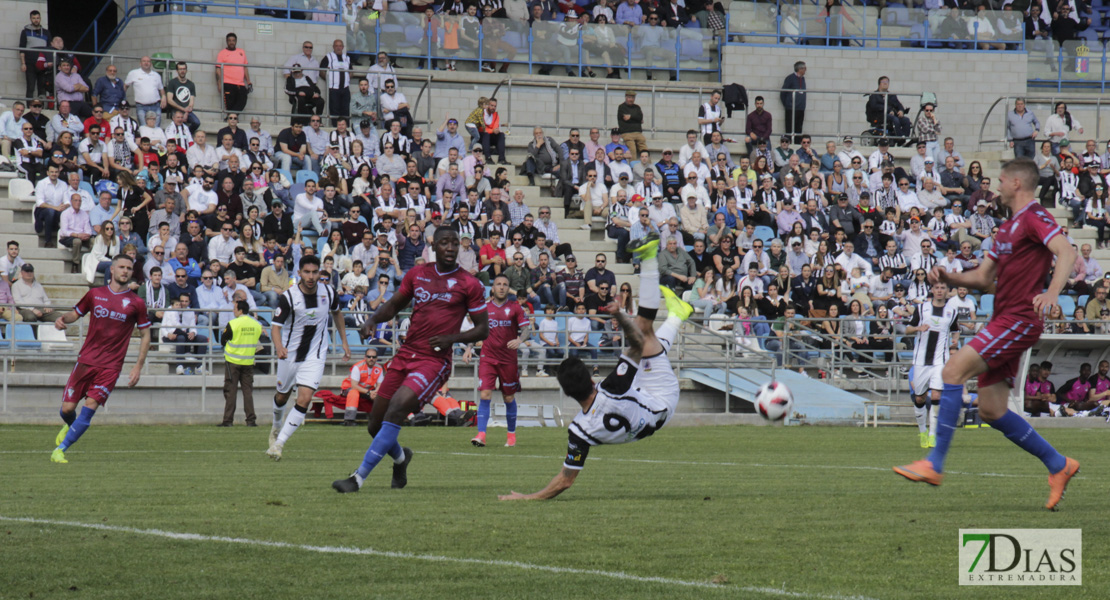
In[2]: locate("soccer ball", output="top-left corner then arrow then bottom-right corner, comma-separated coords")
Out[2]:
755,381 -> 794,421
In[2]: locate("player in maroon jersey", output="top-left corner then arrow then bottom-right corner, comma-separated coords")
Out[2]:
51,254 -> 152,463
471,274 -> 532,448
894,159 -> 1081,510
332,227 -> 489,493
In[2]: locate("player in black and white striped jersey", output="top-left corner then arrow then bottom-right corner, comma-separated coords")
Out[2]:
499,233 -> 693,500
905,280 -> 961,449
266,255 -> 350,461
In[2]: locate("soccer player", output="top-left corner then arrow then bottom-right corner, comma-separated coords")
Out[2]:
498,233 -> 693,500
904,280 -> 960,449
472,274 -> 532,448
894,158 -> 1081,510
51,255 -> 152,463
332,227 -> 488,493
266,255 -> 351,460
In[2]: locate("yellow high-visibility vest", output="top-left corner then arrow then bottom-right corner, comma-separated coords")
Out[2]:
224,314 -> 263,366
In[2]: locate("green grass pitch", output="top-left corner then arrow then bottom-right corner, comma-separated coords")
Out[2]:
1,424 -> 1106,599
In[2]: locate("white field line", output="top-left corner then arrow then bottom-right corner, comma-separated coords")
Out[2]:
0,515 -> 879,600
0,448 -> 1071,480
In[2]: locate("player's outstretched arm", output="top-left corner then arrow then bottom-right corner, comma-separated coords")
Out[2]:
499,467 -> 580,501
54,309 -> 81,331
608,303 -> 645,353
361,291 -> 411,339
1035,235 -> 1077,319
332,309 -> 350,361
128,326 -> 151,387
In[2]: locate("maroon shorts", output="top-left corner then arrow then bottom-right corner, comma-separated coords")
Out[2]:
63,363 -> 121,405
967,315 -> 1043,389
377,353 -> 453,407
478,359 -> 520,397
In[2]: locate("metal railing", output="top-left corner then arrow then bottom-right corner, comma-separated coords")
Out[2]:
74,0 -> 343,60
725,2 -> 1025,52
1027,39 -> 1110,91
977,95 -> 1110,151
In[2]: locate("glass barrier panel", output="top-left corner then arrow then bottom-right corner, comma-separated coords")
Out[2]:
633,24 -> 678,71
530,21 -> 581,74
1026,39 -> 1061,81
727,1 -> 779,38
350,8 -> 380,55
480,17 -> 526,65
988,9 -> 1024,43
879,6 -> 927,45
796,2 -> 864,45
378,11 -> 427,55
582,23 -> 630,70
1059,40 -> 1103,83
677,27 -> 714,69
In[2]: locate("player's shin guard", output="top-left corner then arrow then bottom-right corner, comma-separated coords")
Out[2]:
990,410 -> 1068,473
505,399 -> 518,433
59,407 -> 76,426
928,402 -> 938,437
275,404 -> 306,445
59,406 -> 96,451
914,403 -> 927,433
476,399 -> 491,433
638,256 -> 660,312
357,421 -> 402,478
272,398 -> 285,427
925,383 -> 963,472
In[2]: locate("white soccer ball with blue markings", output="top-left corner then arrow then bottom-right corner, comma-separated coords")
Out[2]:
755,381 -> 793,421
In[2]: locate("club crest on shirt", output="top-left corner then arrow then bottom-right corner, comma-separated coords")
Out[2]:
616,362 -> 628,375
121,299 -> 130,307
447,279 -> 457,289
504,307 -> 510,317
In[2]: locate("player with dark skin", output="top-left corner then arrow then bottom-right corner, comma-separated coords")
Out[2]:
499,298 -> 660,501
360,228 -> 490,437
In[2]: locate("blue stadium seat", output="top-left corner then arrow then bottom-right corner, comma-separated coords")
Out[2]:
275,168 -> 294,185
1078,294 -> 1089,309
295,170 -> 316,185
79,181 -> 95,198
754,226 -> 775,243
14,324 -> 40,349
1059,295 -> 1076,317
979,294 -> 994,317
347,329 -> 368,353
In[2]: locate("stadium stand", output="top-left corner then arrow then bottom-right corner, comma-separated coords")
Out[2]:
3,0 -> 1110,425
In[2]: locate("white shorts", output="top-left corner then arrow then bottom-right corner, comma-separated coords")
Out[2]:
633,350 -> 680,417
911,364 -> 943,397
276,357 -> 325,394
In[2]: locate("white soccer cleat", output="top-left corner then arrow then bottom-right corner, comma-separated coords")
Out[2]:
269,425 -> 280,446
266,442 -> 283,461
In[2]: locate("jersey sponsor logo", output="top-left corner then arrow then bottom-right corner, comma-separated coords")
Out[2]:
416,277 -> 432,283
413,286 -> 454,305
305,310 -> 317,319
994,241 -> 1013,256
490,319 -> 516,328
92,305 -> 130,322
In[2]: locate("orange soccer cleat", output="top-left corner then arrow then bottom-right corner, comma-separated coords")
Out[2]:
1045,457 -> 1080,511
893,460 -> 944,486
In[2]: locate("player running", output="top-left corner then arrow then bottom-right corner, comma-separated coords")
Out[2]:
266,255 -> 350,460
51,255 -> 152,463
499,233 -> 692,500
472,274 -> 532,448
904,281 -> 960,448
893,158 -> 1081,510
332,227 -> 488,493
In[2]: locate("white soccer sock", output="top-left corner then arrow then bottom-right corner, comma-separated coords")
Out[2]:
928,404 -> 938,437
276,407 -> 306,446
272,400 -> 285,429
639,256 -> 660,311
655,315 -> 681,353
914,404 -> 927,433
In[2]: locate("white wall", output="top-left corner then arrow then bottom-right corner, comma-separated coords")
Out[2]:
721,45 -> 1029,151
